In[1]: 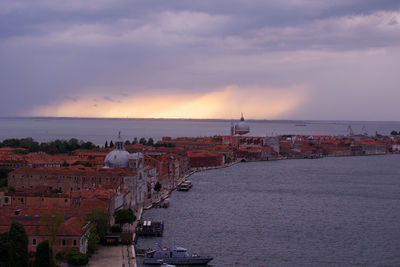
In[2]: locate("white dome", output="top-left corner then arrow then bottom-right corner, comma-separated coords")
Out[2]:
234,113 -> 250,135
235,121 -> 250,131
104,149 -> 130,168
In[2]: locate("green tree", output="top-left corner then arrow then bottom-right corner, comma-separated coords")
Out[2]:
124,140 -> 131,146
114,209 -> 136,227
33,240 -> 53,267
39,212 -> 65,250
139,138 -> 147,145
110,141 -> 114,147
0,232 -> 9,267
105,141 -> 108,148
154,182 -> 162,193
67,138 -> 80,151
67,253 -> 88,266
390,130 -> 399,136
132,137 -> 138,144
87,232 -> 100,256
86,209 -> 110,239
8,221 -> 28,267
81,141 -> 95,150
147,138 -> 154,146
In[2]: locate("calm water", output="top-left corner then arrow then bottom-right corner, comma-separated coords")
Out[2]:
137,155 -> 400,267
1,117 -> 400,145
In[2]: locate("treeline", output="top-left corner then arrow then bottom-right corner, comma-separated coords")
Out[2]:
105,137 -> 175,148
0,138 -> 96,154
390,131 -> 400,136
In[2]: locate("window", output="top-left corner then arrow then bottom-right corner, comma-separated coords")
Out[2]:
73,240 -> 77,246
32,239 -> 37,245
62,240 -> 66,246
4,197 -> 8,203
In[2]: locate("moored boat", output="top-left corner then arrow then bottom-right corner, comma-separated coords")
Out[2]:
143,246 -> 213,265
178,180 -> 192,191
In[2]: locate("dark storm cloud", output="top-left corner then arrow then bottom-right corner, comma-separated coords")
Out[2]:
1,0 -> 400,119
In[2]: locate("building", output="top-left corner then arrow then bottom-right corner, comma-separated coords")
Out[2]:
231,113 -> 250,136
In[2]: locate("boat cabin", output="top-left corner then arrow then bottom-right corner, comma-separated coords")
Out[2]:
146,247 -> 190,259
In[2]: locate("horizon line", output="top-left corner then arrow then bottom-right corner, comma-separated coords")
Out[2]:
1,116 -> 400,124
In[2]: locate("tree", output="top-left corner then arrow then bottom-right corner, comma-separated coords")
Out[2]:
87,232 -> 100,256
8,186 -> 16,193
147,138 -> 154,146
105,141 -> 108,148
139,138 -> 147,145
132,137 -> 138,144
39,212 -> 65,250
124,140 -> 131,146
86,209 -> 110,239
114,209 -> 136,227
154,182 -> 162,193
67,138 -> 80,151
34,240 -> 53,267
390,130 -> 399,136
0,232 -> 9,267
81,141 -> 95,150
67,253 -> 88,266
8,221 -> 28,267
109,140 -> 114,147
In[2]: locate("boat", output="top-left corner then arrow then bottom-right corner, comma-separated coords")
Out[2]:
143,246 -> 213,265
136,220 -> 164,237
178,180 -> 192,191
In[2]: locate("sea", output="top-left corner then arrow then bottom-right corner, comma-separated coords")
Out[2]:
1,117 -> 400,145
1,117 -> 400,266
137,155 -> 400,267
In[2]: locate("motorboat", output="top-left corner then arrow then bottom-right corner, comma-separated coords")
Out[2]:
178,180 -> 192,191
143,245 -> 213,265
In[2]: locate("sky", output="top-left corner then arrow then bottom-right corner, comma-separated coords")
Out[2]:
1,0 -> 400,120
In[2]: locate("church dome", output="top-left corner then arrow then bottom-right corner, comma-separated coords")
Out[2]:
104,150 -> 130,168
104,132 -> 130,168
234,113 -> 250,135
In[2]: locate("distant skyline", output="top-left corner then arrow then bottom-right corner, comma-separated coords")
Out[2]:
1,0 -> 400,120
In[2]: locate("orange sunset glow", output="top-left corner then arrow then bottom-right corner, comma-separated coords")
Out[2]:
29,85 -> 309,119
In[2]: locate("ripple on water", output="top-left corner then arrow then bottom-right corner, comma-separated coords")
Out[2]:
137,155 -> 400,267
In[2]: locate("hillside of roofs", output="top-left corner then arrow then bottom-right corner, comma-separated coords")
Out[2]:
0,132 -> 400,260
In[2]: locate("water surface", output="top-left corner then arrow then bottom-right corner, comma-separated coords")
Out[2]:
1,117 -> 400,145
137,155 -> 400,266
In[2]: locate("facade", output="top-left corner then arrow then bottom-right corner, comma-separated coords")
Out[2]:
187,150 -> 224,168
8,166 -> 129,192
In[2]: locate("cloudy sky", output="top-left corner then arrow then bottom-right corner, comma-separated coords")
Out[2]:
1,0 -> 400,120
